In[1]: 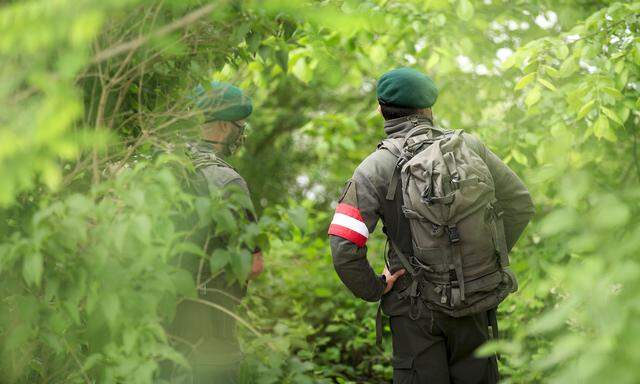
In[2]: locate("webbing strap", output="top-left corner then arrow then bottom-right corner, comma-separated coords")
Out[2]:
427,194 -> 456,205
380,139 -> 404,201
376,303 -> 384,347
389,239 -> 416,276
451,243 -> 466,304
443,151 -> 460,181
386,167 -> 400,201
487,308 -> 500,360
452,176 -> 480,189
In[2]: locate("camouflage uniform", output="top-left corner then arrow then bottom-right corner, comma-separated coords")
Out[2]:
170,140 -> 256,384
329,115 -> 534,383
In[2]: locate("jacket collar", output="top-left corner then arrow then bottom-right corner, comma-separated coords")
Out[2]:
384,114 -> 434,138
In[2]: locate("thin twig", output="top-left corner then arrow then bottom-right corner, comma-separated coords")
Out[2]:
196,232 -> 211,288
62,339 -> 91,384
183,297 -> 265,339
91,3 -> 216,63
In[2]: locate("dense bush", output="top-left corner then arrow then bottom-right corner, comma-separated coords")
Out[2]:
1,0 -> 639,383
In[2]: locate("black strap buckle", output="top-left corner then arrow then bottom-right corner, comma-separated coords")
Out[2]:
447,225 -> 460,244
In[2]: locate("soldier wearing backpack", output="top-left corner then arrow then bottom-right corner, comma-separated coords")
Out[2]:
329,68 -> 534,383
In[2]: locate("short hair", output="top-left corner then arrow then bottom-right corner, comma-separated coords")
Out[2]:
379,103 -> 424,120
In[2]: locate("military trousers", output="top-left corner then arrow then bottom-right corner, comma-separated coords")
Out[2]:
167,282 -> 246,384
389,310 -> 498,384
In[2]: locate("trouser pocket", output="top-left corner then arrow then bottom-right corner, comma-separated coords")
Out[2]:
392,356 -> 416,384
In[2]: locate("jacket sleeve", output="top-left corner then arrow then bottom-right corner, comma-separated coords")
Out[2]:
466,134 -> 535,250
329,172 -> 386,302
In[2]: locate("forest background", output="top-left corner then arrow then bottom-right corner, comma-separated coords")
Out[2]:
1,0 -> 639,383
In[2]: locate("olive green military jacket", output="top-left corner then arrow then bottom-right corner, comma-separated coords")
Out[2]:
185,141 -> 257,288
329,115 -> 534,314
188,141 -> 254,199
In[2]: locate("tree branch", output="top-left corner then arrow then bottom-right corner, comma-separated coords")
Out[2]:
91,3 -> 216,63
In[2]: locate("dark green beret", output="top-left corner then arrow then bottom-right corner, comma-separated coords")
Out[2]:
193,81 -> 253,122
376,67 -> 438,109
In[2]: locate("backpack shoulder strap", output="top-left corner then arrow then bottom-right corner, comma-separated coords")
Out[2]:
377,139 -> 403,201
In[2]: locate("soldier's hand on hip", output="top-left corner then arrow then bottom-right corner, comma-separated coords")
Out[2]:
382,266 -> 405,294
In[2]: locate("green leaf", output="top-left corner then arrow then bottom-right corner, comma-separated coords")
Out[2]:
213,208 -> 237,235
133,214 -> 151,243
601,107 -> 623,125
22,251 -> 43,287
540,208 -> 579,236
576,99 -> 595,119
229,249 -> 252,282
525,85 -> 542,107
538,77 -> 557,91
82,354 -> 103,372
171,269 -> 195,298
275,47 -> 289,72
210,249 -> 231,275
558,57 -> 578,77
543,65 -> 560,78
173,241 -> 206,258
101,292 -> 121,330
456,0 -> 474,21
511,149 -> 528,165
601,86 -> 623,99
514,72 -> 536,90
291,58 -> 313,84
195,197 -> 211,224
556,44 -> 569,59
593,114 -> 616,142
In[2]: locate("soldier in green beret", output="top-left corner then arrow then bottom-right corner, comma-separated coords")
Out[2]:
329,68 -> 534,383
169,81 -> 263,383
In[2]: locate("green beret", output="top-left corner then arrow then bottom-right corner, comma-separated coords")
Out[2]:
193,81 -> 253,122
376,67 -> 438,109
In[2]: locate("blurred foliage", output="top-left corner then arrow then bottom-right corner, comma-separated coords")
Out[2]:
0,0 -> 639,383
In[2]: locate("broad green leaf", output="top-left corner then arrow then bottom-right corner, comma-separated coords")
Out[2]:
214,208 -> 237,235
576,99 -> 595,119
556,44 -> 569,59
171,269 -> 196,298
101,292 -> 121,330
210,249 -> 231,275
514,72 -> 536,90
426,52 -> 440,70
543,65 -> 560,78
292,58 -> 313,84
275,47 -> 289,72
173,241 -> 207,257
593,114 -> 616,142
525,85 -> 542,107
229,249 -> 252,282
511,149 -> 528,165
22,251 -> 43,287
538,77 -> 557,91
601,107 -> 623,125
558,57 -> 578,77
601,86 -> 623,99
133,214 -> 152,244
456,0 -> 474,21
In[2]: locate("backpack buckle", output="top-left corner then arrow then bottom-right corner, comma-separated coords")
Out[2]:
447,225 -> 460,244
396,156 -> 408,168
